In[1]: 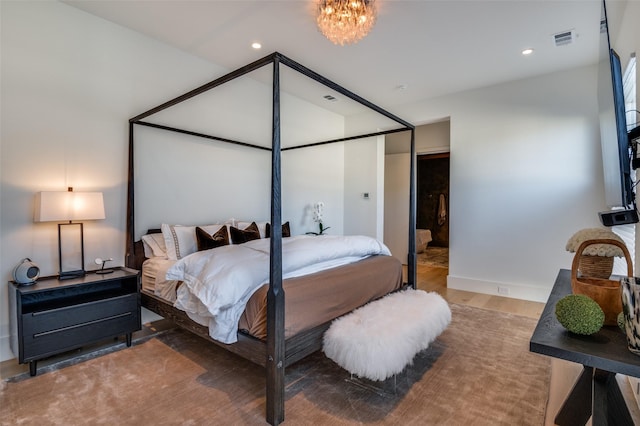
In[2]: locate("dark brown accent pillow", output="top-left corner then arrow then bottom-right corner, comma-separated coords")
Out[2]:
230,222 -> 261,244
265,221 -> 290,238
196,226 -> 229,251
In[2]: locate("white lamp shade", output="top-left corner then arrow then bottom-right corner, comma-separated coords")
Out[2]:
34,191 -> 105,222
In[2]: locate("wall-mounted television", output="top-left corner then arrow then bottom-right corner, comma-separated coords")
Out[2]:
597,0 -> 638,225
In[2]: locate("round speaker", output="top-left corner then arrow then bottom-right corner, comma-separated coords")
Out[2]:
13,258 -> 40,285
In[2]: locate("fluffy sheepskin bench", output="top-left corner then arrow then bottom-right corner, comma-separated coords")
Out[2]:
323,289 -> 451,381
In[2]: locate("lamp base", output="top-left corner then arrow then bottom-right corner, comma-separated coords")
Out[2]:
59,270 -> 86,280
95,269 -> 114,275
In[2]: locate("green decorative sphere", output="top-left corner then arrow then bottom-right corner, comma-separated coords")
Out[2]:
618,311 -> 626,332
555,294 -> 605,335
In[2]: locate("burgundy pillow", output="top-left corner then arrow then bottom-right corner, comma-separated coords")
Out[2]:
265,221 -> 290,238
196,226 -> 229,251
230,222 -> 261,244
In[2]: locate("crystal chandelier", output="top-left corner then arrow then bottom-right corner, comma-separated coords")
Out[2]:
316,0 -> 377,46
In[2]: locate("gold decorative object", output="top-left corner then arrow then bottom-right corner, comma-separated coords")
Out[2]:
316,0 -> 377,46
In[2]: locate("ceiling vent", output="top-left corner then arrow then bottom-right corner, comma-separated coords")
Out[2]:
553,29 -> 575,47
323,94 -> 338,102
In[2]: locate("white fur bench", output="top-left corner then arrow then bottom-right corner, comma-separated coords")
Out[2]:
323,289 -> 451,381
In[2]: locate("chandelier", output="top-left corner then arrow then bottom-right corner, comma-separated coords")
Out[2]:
316,0 -> 377,46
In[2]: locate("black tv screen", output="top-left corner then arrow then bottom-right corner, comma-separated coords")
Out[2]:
598,1 -> 633,209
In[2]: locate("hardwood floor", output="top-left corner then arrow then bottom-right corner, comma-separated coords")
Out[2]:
413,264 -> 545,320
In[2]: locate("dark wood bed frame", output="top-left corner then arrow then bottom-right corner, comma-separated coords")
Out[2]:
125,52 -> 416,425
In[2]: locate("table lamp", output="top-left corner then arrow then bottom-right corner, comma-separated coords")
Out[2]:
34,187 -> 105,279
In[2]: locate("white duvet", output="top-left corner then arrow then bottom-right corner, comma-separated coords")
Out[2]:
166,234 -> 391,343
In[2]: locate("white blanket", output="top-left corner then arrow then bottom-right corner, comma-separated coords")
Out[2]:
167,235 -> 391,343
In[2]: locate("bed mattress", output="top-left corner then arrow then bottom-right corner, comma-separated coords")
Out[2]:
142,255 -> 403,341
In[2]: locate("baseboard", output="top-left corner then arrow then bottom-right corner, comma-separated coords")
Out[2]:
447,275 -> 550,303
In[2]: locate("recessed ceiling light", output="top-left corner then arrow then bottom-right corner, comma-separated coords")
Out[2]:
251,42 -> 262,50
395,84 -> 408,91
522,48 -> 534,56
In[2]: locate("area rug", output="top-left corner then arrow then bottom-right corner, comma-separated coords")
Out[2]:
418,246 -> 449,268
1,304 -> 549,425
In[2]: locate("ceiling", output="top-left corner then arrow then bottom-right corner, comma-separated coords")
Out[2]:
63,0 -> 609,117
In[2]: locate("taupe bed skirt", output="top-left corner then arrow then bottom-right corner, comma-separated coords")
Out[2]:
143,255 -> 403,341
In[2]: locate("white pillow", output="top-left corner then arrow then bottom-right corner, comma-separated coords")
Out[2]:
141,233 -> 167,258
237,221 -> 268,238
161,223 -> 223,260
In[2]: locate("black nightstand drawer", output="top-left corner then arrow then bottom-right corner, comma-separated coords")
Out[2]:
22,294 -> 138,335
22,306 -> 139,362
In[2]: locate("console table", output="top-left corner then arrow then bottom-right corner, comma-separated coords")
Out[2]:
530,269 -> 640,425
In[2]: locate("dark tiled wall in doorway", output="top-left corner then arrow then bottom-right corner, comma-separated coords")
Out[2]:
417,154 -> 449,247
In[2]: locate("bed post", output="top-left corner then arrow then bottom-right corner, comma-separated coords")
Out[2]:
266,53 -> 285,426
408,128 -> 417,289
125,121 -> 135,269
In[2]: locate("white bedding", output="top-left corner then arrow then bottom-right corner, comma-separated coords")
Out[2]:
166,234 -> 391,343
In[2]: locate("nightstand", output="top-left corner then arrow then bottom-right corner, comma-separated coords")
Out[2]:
8,267 -> 141,376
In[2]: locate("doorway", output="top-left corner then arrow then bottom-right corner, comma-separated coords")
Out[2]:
417,153 -> 449,268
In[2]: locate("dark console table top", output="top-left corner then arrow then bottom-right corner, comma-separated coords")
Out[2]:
530,269 -> 640,378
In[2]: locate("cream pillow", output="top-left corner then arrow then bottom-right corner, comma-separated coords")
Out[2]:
141,233 -> 167,258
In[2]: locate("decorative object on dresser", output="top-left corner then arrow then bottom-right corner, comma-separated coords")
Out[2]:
307,201 -> 330,235
12,258 -> 40,285
8,267 -> 141,376
565,227 -> 625,278
95,257 -> 114,274
620,276 -> 640,356
34,187 -> 106,279
554,294 -> 605,335
569,238 -> 631,325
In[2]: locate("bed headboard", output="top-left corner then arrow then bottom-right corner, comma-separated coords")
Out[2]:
130,228 -> 161,271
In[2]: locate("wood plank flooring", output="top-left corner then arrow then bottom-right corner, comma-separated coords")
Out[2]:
413,264 -> 544,319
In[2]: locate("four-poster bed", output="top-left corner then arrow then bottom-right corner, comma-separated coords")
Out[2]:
125,52 -> 416,425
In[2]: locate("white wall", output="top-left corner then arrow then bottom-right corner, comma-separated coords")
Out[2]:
0,1 -> 220,362
383,153 -> 411,263
283,143 -> 345,236
443,67 -> 605,302
384,121 -> 451,262
415,121 -> 451,155
0,1 -> 345,362
343,137 -> 385,238
134,92 -> 346,238
349,65 -> 606,303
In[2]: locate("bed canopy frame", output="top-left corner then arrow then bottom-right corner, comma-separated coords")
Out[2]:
125,52 -> 416,425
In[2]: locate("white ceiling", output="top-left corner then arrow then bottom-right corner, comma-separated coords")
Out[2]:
63,0 -> 609,116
